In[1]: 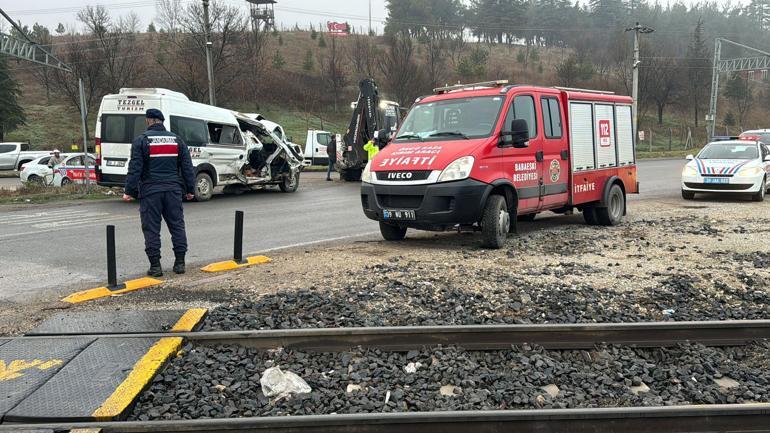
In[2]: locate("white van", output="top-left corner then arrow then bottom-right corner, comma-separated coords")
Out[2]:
95,88 -> 302,201
303,130 -> 335,166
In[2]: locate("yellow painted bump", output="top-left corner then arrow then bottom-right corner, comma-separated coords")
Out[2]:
62,277 -> 163,304
171,308 -> 208,332
91,337 -> 182,421
200,255 -> 271,273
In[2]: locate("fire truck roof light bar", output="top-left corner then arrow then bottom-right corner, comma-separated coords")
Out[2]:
554,86 -> 615,95
434,80 -> 510,94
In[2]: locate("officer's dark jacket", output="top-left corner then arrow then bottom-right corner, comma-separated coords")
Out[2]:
125,123 -> 196,198
327,138 -> 337,163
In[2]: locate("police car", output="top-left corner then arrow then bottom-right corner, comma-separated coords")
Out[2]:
20,153 -> 95,186
681,140 -> 770,201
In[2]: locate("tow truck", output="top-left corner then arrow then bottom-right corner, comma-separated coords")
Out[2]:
338,78 -> 401,181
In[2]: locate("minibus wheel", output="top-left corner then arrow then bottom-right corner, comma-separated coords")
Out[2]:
195,172 -> 213,202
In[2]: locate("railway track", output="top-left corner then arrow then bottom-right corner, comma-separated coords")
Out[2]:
2,320 -> 769,433
6,319 -> 770,350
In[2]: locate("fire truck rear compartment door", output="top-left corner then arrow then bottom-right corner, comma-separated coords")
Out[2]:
569,102 -> 595,172
594,104 -> 617,169
616,105 -> 634,166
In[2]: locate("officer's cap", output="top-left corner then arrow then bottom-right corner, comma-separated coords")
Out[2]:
146,109 -> 165,121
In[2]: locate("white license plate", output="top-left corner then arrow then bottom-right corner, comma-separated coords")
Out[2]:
106,160 -> 126,167
703,177 -> 729,184
383,209 -> 416,221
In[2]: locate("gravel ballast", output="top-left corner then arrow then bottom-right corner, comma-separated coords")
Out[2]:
129,342 -> 770,420
201,270 -> 770,330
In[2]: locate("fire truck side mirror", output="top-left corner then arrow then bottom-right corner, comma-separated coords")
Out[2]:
501,119 -> 530,148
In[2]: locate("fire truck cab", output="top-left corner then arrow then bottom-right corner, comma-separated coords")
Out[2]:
360,81 -> 638,248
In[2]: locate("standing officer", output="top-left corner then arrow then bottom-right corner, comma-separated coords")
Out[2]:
123,109 -> 196,277
326,134 -> 337,181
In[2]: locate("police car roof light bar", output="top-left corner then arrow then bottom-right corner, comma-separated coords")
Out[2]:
433,80 -> 510,94
554,86 -> 615,95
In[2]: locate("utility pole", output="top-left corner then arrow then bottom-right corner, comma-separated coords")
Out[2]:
202,0 -> 216,106
625,22 -> 654,138
368,0 -> 372,35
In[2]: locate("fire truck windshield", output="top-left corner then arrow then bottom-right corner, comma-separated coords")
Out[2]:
698,143 -> 758,160
396,96 -> 505,142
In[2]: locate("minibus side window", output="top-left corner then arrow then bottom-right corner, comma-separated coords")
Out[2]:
171,116 -> 208,147
207,123 -> 243,146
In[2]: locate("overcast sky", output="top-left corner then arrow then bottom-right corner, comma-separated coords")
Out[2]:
0,0 -> 389,33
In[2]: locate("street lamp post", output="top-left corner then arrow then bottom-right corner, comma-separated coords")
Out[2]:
203,0 -> 216,106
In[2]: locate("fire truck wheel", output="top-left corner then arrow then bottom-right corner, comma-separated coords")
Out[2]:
596,184 -> 625,226
194,172 -> 214,202
752,178 -> 766,202
517,213 -> 536,222
279,171 -> 300,193
379,222 -> 407,241
481,195 -> 509,249
583,207 -> 599,225
681,190 -> 695,200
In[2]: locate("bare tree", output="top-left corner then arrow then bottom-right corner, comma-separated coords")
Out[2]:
347,34 -> 378,78
321,36 -> 349,112
49,34 -> 107,138
639,43 -> 681,126
77,6 -> 143,92
157,0 -> 184,33
377,33 -> 427,106
154,0 -> 246,103
243,5 -> 271,111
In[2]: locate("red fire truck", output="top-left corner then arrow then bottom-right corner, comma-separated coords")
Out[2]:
360,81 -> 638,248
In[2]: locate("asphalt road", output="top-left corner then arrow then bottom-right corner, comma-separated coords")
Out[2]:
0,160 -> 685,302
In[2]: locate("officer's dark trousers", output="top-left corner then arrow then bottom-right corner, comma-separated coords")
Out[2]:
140,190 -> 188,259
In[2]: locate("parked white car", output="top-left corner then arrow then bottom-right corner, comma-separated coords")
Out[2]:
682,140 -> 770,201
20,153 -> 96,186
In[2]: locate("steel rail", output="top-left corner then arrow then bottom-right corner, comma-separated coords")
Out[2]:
2,320 -> 770,351
2,404 -> 770,433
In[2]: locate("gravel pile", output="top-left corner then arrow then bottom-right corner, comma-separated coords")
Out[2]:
129,342 -> 770,420
201,267 -> 770,331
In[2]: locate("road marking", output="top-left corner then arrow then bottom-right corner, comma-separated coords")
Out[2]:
258,231 -> 380,254
0,359 -> 63,381
0,216 -> 135,240
2,209 -> 133,230
91,337 -> 182,421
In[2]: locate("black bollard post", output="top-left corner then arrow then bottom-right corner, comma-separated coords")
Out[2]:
106,225 -> 119,289
234,210 -> 244,264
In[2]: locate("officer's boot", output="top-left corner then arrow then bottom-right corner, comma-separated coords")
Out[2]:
173,253 -> 186,275
147,257 -> 163,277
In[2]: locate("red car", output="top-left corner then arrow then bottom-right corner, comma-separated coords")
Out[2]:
361,81 -> 639,248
